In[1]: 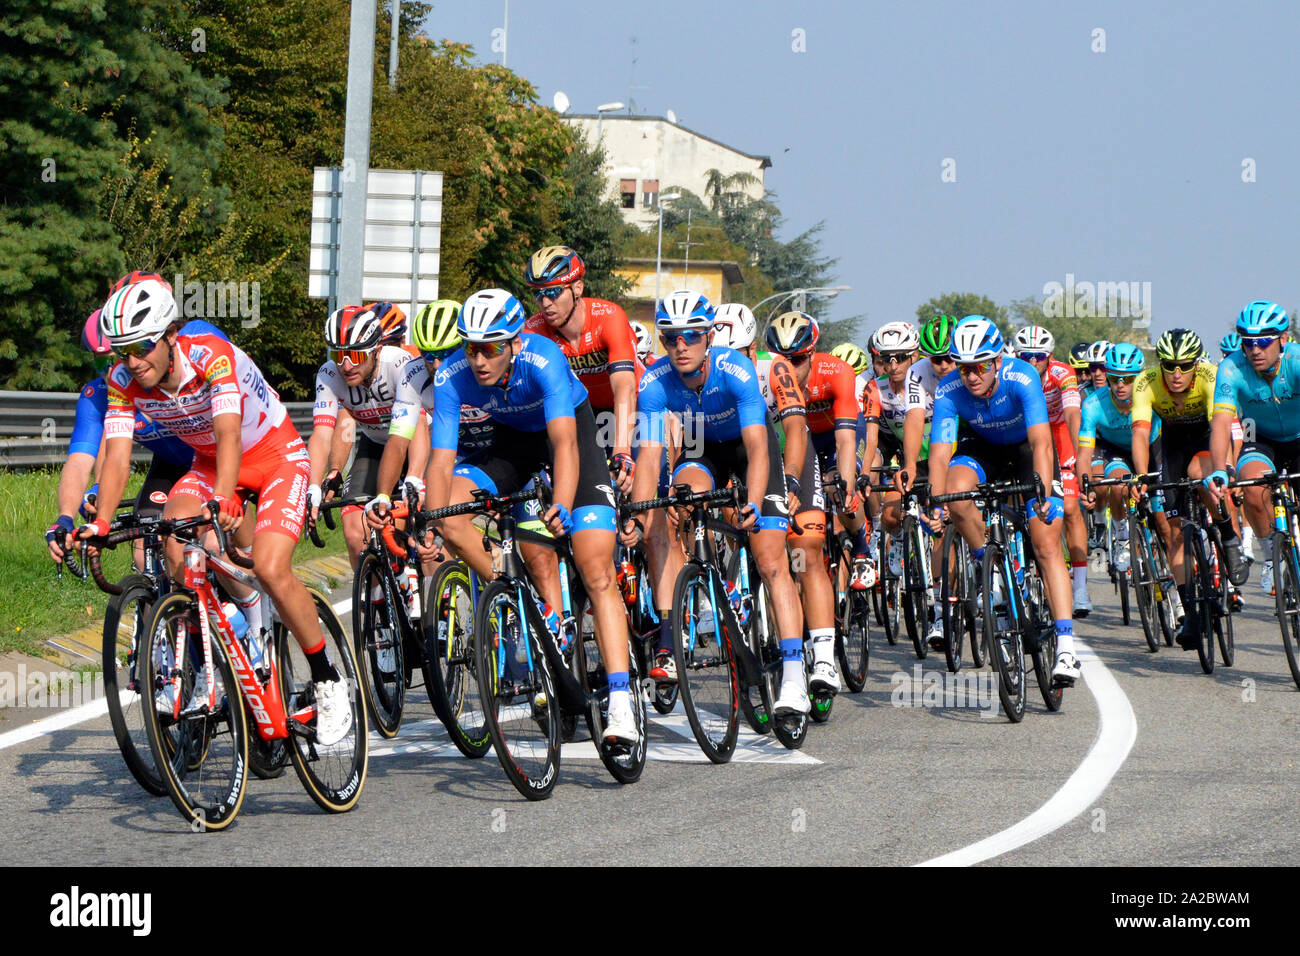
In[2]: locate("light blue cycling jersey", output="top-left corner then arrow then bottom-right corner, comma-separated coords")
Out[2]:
429,334 -> 588,451
1212,343 -> 1300,442
1079,388 -> 1162,449
636,346 -> 768,444
931,356 -> 1049,446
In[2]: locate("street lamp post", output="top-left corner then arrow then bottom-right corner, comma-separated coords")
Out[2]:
752,285 -> 852,321
654,192 -> 681,306
596,101 -> 625,143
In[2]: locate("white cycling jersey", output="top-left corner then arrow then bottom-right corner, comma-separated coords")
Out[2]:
313,345 -> 416,444
390,357 -> 495,455
877,373 -> 909,442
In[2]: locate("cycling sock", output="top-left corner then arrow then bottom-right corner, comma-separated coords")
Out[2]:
1216,518 -> 1238,543
1115,522 -> 1129,541
1055,619 -> 1075,655
809,627 -> 835,663
931,602 -> 944,623
305,642 -> 339,683
657,617 -> 673,654
607,670 -> 630,694
1071,563 -> 1088,591
781,638 -> 803,683
854,526 -> 869,557
233,591 -> 264,637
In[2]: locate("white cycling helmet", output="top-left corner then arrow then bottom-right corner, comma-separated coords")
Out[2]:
655,289 -> 715,330
630,321 -> 653,358
1013,324 -> 1055,354
458,289 -> 527,342
712,303 -> 757,349
100,278 -> 177,348
871,321 -> 920,353
1085,340 -> 1113,364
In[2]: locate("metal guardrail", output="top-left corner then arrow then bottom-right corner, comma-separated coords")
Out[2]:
0,390 -> 314,469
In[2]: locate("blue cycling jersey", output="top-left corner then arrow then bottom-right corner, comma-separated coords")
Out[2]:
1079,388 -> 1162,448
636,346 -> 768,445
430,334 -> 588,451
1212,343 -> 1300,442
931,356 -> 1049,446
66,320 -> 228,465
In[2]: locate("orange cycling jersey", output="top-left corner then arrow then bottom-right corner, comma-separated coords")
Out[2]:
523,298 -> 644,410
859,374 -> 882,424
795,353 -> 860,434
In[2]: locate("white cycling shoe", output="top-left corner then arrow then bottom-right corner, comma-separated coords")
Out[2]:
774,678 -> 811,716
603,694 -> 641,746
809,660 -> 840,694
314,676 -> 354,746
1052,651 -> 1081,684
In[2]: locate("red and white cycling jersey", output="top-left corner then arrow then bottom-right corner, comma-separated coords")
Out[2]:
1040,359 -> 1081,426
105,334 -> 287,454
313,345 -> 418,444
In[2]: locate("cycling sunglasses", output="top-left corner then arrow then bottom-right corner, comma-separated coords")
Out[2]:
330,347 -> 375,366
1088,362 -> 1107,372
959,360 -> 996,376
115,335 -> 164,360
532,285 -> 569,302
1108,373 -> 1137,385
1241,335 -> 1278,351
659,329 -> 708,348
421,346 -> 458,364
1160,359 -> 1198,373
464,340 -> 512,358
880,352 -> 913,366
1018,351 -> 1050,363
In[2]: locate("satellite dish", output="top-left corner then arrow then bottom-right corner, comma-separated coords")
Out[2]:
666,109 -> 677,124
553,91 -> 571,114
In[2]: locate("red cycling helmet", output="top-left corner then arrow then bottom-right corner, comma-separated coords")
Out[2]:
112,270 -> 172,294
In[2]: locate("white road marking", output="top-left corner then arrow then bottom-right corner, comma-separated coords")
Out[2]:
916,638 -> 1137,866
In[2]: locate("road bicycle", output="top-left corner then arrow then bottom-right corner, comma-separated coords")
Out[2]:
897,476 -> 936,660
820,475 -> 871,694
938,523 -> 983,672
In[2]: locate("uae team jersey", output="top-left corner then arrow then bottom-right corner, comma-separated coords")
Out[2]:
523,298 -> 644,410
931,356 -> 1050,447
1213,344 -> 1300,442
430,334 -> 588,451
104,334 -> 288,456
390,358 -> 495,454
637,347 -> 768,445
312,345 -> 419,444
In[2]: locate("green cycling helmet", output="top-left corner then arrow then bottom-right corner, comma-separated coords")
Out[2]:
919,314 -> 956,357
412,299 -> 462,353
830,342 -> 870,375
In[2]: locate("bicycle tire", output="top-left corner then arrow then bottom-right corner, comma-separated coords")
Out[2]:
102,574 -> 166,796
140,591 -> 249,831
671,562 -> 739,763
901,516 -> 930,659
571,592 -> 646,784
940,527 -> 977,673
1273,533 -> 1300,690
277,589 -> 369,813
724,550 -> 777,733
807,638 -> 833,724
982,546 -> 1026,723
837,583 -> 870,693
1186,527 -> 1215,675
878,531 -> 899,644
475,578 -> 561,799
771,699 -> 809,749
422,560 -> 491,758
351,550 -> 405,737
1149,525 -> 1178,647
1118,565 -> 1131,626
1130,514 -> 1162,653
1026,570 -> 1063,712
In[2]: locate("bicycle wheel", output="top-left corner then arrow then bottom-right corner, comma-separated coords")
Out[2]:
422,560 -> 491,758
351,550 -> 405,738
939,527 -> 977,673
571,594 -> 646,784
1130,514 -> 1162,653
140,592 -> 248,831
901,516 -> 930,659
837,580 -> 870,693
1118,563 -> 1131,627
877,531 -> 899,644
1273,534 -> 1300,690
672,562 -> 739,763
1027,572 -> 1063,712
475,579 -> 561,799
807,638 -> 834,724
102,574 -> 166,795
1149,525 -> 1178,647
982,546 -> 1026,723
724,550 -> 777,734
1186,528 -> 1215,675
277,589 -> 369,813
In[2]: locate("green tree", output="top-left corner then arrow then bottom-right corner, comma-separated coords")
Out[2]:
1008,295 -> 1148,355
916,293 -> 1012,336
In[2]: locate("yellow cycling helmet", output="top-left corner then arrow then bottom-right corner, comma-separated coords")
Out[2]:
830,342 -> 870,375
412,300 -> 462,353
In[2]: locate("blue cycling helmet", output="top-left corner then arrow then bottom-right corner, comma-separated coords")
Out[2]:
948,317 -> 1004,362
1219,332 -> 1242,355
656,289 -> 715,330
1236,300 -> 1289,336
458,288 -> 526,342
1105,343 -> 1145,375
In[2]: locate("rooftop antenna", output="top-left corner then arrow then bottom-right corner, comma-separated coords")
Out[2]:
627,35 -> 650,115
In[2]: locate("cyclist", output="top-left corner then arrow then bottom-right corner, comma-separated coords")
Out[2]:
419,289 -> 638,744
1084,341 -> 1112,396
1078,344 -> 1167,573
623,291 -> 810,715
79,277 -> 352,744
763,311 -> 867,693
1013,325 -> 1091,616
631,319 -> 655,366
363,301 -> 410,349
1209,301 -> 1300,596
306,305 -> 429,569
901,313 -> 959,646
925,319 -> 1080,684
522,245 -> 643,492
869,322 -> 922,581
1132,328 -> 1248,649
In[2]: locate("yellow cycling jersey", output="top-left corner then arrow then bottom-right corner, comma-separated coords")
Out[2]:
1131,360 -> 1216,428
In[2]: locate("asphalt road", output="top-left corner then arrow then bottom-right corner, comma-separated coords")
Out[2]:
2,567 -> 1297,866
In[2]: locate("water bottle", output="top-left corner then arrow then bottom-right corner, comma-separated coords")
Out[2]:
725,580 -> 750,627
403,566 -> 421,617
617,559 -> 638,607
221,601 -> 262,668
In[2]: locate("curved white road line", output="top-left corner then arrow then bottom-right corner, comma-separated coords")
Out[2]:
916,638 -> 1137,867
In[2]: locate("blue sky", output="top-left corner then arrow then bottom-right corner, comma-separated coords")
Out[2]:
421,1 -> 1300,344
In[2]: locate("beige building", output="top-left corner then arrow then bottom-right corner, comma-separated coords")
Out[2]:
615,257 -> 745,328
564,114 -> 771,230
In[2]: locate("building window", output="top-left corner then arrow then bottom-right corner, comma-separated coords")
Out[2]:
641,179 -> 659,208
620,179 -> 636,209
